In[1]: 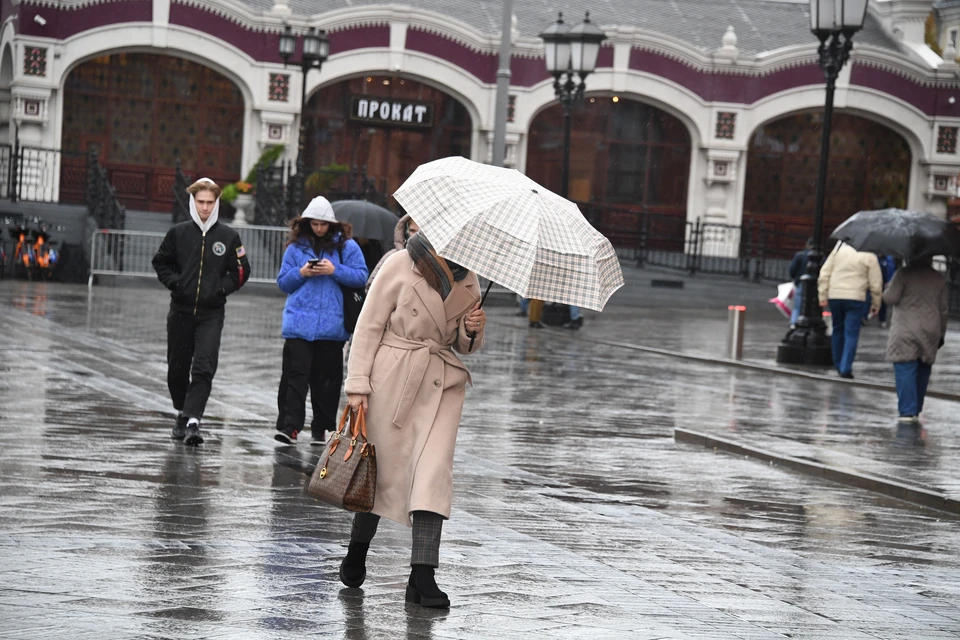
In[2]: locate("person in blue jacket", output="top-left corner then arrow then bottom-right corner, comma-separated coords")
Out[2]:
275,196 -> 369,445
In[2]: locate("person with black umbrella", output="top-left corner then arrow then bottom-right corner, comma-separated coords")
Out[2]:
883,257 -> 948,423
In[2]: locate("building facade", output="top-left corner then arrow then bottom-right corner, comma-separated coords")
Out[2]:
3,0 -> 960,242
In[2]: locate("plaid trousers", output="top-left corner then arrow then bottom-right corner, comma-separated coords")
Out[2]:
351,510 -> 444,567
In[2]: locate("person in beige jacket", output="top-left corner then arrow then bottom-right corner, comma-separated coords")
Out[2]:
818,242 -> 883,378
339,233 -> 486,609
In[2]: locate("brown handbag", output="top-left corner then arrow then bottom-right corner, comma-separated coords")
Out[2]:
306,405 -> 377,512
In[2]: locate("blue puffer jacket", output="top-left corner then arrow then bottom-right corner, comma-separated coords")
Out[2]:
277,235 -> 369,341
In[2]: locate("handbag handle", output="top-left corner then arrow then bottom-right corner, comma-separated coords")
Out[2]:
327,405 -> 353,457
318,405 -> 371,479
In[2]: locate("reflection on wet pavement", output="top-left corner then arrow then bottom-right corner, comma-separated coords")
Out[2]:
597,267 -> 960,394
1,281 -> 959,639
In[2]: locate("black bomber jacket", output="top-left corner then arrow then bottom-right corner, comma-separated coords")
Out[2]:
152,220 -> 251,314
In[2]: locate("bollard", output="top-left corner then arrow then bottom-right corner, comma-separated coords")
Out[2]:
727,305 -> 746,360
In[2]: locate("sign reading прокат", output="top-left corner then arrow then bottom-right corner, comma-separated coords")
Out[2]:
349,96 -> 435,129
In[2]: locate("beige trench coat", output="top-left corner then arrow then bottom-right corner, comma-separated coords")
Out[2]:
344,250 -> 483,526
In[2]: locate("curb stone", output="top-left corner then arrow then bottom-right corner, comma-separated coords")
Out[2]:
674,428 -> 960,516
507,318 -> 960,403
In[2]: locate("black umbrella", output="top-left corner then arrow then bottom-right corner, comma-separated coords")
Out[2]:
829,208 -> 960,262
331,200 -> 399,246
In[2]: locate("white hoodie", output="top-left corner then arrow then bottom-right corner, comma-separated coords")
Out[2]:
189,178 -> 220,234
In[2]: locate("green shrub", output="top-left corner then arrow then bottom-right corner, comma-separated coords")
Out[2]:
221,183 -> 239,204
244,145 -> 286,184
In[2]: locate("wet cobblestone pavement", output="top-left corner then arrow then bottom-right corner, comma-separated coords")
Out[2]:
591,266 -> 960,395
2,279 -> 960,639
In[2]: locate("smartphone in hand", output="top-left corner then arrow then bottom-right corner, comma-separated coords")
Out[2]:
307,259 -> 320,267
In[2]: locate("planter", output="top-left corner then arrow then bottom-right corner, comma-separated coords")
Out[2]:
233,193 -> 254,226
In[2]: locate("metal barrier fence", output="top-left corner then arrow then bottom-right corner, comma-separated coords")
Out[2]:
89,225 -> 294,287
88,226 -> 516,304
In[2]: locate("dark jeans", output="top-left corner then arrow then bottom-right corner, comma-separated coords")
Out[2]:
878,301 -> 889,324
167,308 -> 225,419
828,299 -> 868,376
893,360 -> 933,417
277,338 -> 345,438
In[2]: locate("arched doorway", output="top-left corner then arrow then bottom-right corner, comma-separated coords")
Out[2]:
744,112 -> 912,241
61,53 -> 245,211
303,75 -> 472,201
526,96 -> 692,248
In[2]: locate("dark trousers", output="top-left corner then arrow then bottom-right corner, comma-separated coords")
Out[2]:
828,299 -> 868,376
167,308 -> 224,419
894,360 -> 933,417
277,338 -> 345,437
351,511 -> 444,567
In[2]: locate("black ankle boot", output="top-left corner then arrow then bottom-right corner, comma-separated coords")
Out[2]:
405,565 -> 449,608
339,542 -> 369,588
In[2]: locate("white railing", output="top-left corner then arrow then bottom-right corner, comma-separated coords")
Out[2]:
88,225 -> 290,287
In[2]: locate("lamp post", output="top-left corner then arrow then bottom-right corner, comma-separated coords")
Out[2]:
776,0 -> 868,366
279,25 -> 330,217
539,12 -> 606,199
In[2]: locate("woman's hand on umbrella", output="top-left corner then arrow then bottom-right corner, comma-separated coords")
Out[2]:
347,394 -> 368,411
464,304 -> 486,334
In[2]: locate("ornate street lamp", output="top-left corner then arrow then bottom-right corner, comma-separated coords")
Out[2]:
279,25 -> 330,216
776,0 -> 868,366
539,12 -> 606,199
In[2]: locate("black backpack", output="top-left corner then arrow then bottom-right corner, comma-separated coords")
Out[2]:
338,245 -> 365,333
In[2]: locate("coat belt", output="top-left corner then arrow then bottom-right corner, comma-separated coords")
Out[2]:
380,331 -> 469,428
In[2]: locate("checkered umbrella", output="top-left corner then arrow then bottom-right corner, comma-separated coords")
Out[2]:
393,156 -> 624,311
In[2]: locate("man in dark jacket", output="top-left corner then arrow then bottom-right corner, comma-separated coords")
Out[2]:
787,238 -> 814,327
152,178 -> 251,445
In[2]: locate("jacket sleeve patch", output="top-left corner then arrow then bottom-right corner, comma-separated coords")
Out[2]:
236,245 -> 246,257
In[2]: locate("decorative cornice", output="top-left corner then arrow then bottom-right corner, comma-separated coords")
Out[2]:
171,0 -> 389,34
18,0 -> 960,92
23,0 -> 130,6
852,45 -> 960,88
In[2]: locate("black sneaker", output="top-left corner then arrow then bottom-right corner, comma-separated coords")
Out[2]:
529,321 -> 545,329
274,427 -> 299,445
184,422 -> 204,446
171,415 -> 188,440
310,431 -> 329,447
562,317 -> 584,330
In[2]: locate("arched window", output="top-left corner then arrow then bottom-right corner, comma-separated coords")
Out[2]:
744,112 -> 911,236
526,97 -> 691,213
62,53 -> 245,211
303,76 -> 472,199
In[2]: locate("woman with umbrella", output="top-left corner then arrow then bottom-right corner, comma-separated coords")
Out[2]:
336,157 -> 623,609
883,259 -> 948,423
338,232 -> 486,609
